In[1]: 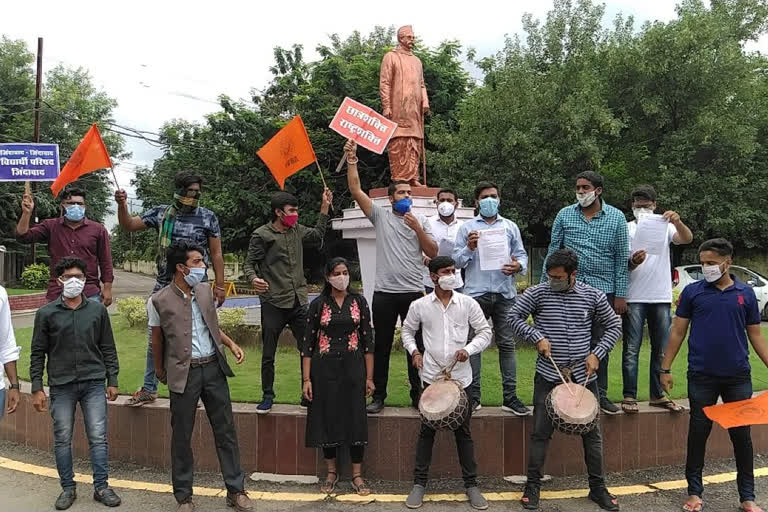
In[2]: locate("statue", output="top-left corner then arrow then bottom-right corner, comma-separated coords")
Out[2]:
380,25 -> 430,187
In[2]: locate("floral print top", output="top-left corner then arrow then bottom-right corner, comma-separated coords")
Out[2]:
301,293 -> 373,357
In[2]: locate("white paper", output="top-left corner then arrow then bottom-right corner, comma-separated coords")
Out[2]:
478,228 -> 509,271
437,238 -> 455,257
632,214 -> 669,256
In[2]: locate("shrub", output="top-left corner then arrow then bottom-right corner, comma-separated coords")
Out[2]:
218,307 -> 246,331
20,263 -> 50,290
117,296 -> 148,328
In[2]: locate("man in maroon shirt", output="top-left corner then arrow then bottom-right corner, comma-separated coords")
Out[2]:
16,186 -> 114,305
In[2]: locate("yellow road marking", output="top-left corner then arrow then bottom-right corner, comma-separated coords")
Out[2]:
0,456 -> 765,503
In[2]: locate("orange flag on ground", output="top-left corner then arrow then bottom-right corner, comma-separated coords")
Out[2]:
51,124 -> 112,197
257,116 -> 316,189
703,391 -> 768,429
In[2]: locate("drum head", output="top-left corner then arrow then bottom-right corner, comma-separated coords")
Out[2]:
551,383 -> 598,424
420,379 -> 461,417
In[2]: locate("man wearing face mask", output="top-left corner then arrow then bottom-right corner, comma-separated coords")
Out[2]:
661,239 -> 768,512
17,186 -> 114,305
244,188 -> 332,414
401,256 -> 491,510
453,181 -> 529,415
148,241 -> 251,512
542,171 -> 629,415
423,188 -> 464,293
344,139 -> 437,414
621,185 -> 693,415
116,172 -> 225,408
30,257 -> 121,510
510,249 -> 621,511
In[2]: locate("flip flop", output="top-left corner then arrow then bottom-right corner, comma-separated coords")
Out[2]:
650,399 -> 685,413
621,399 -> 639,414
682,498 -> 703,512
740,504 -> 764,512
320,471 -> 339,494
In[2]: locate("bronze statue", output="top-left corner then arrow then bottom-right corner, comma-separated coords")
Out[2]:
380,25 -> 430,186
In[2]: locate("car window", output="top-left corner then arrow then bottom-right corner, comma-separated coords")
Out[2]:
732,267 -> 753,284
685,266 -> 703,281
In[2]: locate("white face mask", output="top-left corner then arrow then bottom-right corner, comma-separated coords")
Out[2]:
437,201 -> 455,218
576,191 -> 597,208
328,274 -> 350,291
702,263 -> 725,283
437,274 -> 457,291
59,277 -> 85,298
632,207 -> 653,219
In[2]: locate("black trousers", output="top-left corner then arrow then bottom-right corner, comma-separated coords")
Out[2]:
414,383 -> 478,488
527,374 -> 606,491
371,291 -> 424,404
260,298 -> 308,401
170,361 -> 245,504
323,445 -> 365,464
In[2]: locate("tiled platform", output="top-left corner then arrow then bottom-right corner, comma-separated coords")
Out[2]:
3,385 -> 766,481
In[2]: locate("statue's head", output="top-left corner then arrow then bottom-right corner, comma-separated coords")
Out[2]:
397,25 -> 415,51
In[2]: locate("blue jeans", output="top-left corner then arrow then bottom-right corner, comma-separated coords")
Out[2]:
468,293 -> 518,405
686,371 -> 754,502
590,293 -> 614,400
143,326 -> 159,393
622,302 -> 671,400
49,379 -> 109,491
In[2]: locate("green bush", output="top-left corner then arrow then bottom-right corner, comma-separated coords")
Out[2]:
117,296 -> 148,328
218,307 -> 246,331
20,263 -> 49,290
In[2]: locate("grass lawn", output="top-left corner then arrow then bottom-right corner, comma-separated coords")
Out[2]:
12,314 -> 768,407
6,288 -> 45,296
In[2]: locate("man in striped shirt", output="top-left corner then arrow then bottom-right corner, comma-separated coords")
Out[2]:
542,171 -> 629,414
511,249 -> 621,511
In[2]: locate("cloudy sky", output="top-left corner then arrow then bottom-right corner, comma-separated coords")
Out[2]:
2,0 -> 763,224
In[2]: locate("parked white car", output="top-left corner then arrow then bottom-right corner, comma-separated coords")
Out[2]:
673,264 -> 768,320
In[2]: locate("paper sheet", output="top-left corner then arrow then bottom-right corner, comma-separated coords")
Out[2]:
478,228 -> 509,271
632,214 -> 669,256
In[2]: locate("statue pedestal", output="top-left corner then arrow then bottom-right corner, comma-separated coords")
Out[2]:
331,187 -> 475,305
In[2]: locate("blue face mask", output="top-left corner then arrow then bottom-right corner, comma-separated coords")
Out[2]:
64,205 -> 85,222
392,197 -> 412,214
183,267 -> 206,287
478,197 -> 499,218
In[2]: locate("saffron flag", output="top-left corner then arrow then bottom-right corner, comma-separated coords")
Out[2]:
257,116 -> 316,189
703,391 -> 768,429
51,124 -> 112,197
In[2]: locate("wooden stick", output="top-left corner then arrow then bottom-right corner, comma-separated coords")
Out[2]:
314,160 -> 328,189
335,152 -> 348,174
109,167 -> 120,191
548,355 -> 575,397
24,180 -> 31,196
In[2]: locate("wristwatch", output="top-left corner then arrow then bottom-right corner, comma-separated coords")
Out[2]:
658,368 -> 672,374
8,383 -> 20,390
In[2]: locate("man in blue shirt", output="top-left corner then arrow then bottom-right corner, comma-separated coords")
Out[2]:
662,238 -> 768,512
542,171 -> 629,414
454,181 -> 529,415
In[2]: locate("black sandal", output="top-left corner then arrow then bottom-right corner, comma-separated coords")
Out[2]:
351,473 -> 371,496
621,399 -> 639,414
650,399 -> 685,413
320,471 -> 339,494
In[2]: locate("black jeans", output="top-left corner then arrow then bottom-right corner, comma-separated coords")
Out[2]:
323,445 -> 365,464
527,374 -> 606,491
371,291 -> 424,404
589,293 -> 614,400
686,371 -> 754,502
170,361 -> 245,504
414,383 -> 478,488
260,298 -> 308,401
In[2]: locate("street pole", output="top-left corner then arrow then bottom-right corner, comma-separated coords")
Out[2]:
30,37 -> 43,264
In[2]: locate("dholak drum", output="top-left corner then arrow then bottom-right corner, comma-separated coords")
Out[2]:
419,375 -> 470,431
545,382 -> 599,435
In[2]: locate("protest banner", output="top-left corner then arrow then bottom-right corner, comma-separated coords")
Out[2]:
0,143 -> 59,182
329,97 -> 397,154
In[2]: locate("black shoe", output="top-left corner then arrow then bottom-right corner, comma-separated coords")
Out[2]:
472,401 -> 482,412
55,488 -> 77,510
502,398 -> 531,416
599,397 -> 621,415
589,488 -> 620,511
521,485 -> 539,510
300,397 -> 311,408
94,487 -> 122,507
366,400 -> 384,414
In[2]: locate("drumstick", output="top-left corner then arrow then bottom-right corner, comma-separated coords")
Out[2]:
547,355 -> 575,397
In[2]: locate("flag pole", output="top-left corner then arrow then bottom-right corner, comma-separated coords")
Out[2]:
109,167 -> 120,191
314,160 -> 328,189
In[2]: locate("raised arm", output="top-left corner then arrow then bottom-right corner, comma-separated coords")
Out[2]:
16,193 -> 50,241
344,140 -> 373,217
300,189 -> 331,246
114,189 -> 149,232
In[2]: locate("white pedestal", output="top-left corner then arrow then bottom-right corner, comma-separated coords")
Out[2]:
331,190 -> 475,306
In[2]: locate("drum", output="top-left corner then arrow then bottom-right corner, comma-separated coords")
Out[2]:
545,383 -> 599,435
419,376 -> 470,431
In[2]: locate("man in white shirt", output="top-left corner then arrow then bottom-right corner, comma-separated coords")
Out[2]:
423,188 -> 464,293
622,185 -> 693,414
0,285 -> 21,422
401,256 -> 491,510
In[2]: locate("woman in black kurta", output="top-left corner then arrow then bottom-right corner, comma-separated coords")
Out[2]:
301,257 -> 374,495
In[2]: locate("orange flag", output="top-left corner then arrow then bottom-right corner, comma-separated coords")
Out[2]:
257,116 -> 316,189
51,124 -> 112,197
703,391 -> 768,429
